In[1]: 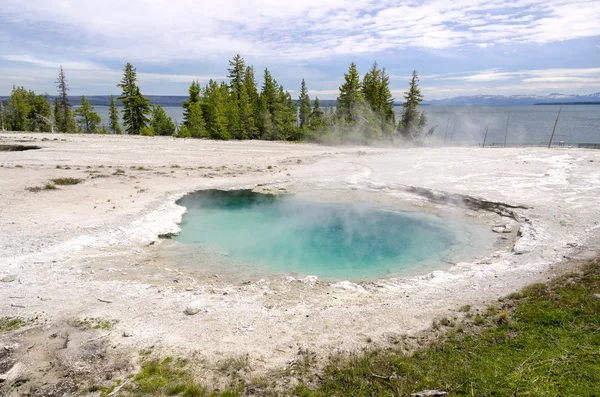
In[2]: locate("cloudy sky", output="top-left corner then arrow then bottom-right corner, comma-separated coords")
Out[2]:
1,0 -> 599,100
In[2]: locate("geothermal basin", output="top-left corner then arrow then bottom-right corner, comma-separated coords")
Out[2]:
1,133 -> 599,380
173,189 -> 497,279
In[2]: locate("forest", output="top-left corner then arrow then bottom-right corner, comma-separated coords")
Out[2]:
0,55 -> 427,143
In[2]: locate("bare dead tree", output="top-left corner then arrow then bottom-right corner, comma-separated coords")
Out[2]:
56,66 -> 70,126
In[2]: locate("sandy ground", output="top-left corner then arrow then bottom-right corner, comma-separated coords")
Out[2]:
1,133 -> 600,392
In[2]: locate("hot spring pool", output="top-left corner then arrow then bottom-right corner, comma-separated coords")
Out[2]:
172,190 -> 487,278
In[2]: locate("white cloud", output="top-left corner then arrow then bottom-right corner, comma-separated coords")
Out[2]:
1,55 -> 105,71
1,0 -> 599,62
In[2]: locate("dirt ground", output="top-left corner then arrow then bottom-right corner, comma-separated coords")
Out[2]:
1,133 -> 599,395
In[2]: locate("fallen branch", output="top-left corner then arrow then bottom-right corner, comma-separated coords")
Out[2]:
107,380 -> 129,397
98,298 -> 113,303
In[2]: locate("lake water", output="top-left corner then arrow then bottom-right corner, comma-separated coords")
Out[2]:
172,190 -> 458,278
89,105 -> 600,145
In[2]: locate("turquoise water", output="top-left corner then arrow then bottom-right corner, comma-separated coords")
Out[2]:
172,190 -> 457,278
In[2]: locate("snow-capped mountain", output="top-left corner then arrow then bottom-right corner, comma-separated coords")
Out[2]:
423,92 -> 600,106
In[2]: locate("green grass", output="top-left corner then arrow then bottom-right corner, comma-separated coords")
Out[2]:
52,177 -> 82,185
27,183 -> 57,192
81,260 -> 600,396
0,317 -> 23,332
294,259 -> 600,396
99,358 -> 241,397
73,317 -> 115,330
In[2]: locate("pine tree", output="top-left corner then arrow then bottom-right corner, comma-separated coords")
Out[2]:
203,80 -> 229,140
227,55 -> 254,139
6,86 -> 32,131
259,68 -> 278,139
298,79 -> 311,130
117,62 -> 150,135
309,97 -> 326,136
399,70 -> 426,139
64,109 -> 77,133
75,95 -> 101,133
183,81 -> 201,126
108,95 -> 122,134
337,62 -> 364,124
362,62 -> 395,139
53,99 -> 63,133
30,94 -> 52,132
150,105 -> 176,136
244,66 -> 260,138
56,66 -> 73,132
184,102 -> 206,138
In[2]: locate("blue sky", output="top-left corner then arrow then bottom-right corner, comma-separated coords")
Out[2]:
1,0 -> 599,100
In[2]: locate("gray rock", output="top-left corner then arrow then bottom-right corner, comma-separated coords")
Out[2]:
1,275 -> 17,283
592,293 -> 600,301
411,391 -> 448,397
185,300 -> 202,315
123,330 -> 133,337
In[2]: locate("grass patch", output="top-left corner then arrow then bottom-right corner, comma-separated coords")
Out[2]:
0,317 -> 23,332
111,357 -> 240,397
52,177 -> 82,186
49,177 -> 78,186
27,183 -> 56,192
294,259 -> 600,396
73,317 -> 115,330
113,169 -> 126,175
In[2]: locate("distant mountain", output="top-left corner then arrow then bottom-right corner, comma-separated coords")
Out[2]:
423,92 -> 600,106
2,93 -> 599,107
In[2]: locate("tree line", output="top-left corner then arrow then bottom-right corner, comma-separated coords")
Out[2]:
0,55 -> 428,142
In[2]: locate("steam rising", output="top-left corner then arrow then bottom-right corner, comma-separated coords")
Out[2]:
173,190 -> 456,278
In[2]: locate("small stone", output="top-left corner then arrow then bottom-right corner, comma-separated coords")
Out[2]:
1,275 -> 17,283
592,293 -> 600,301
185,300 -> 202,315
185,287 -> 194,291
123,330 -> 133,337
492,227 -> 505,233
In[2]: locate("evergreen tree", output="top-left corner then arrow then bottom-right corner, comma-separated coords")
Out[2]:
182,80 -> 201,126
259,68 -> 278,139
336,62 -> 364,124
56,66 -> 73,132
74,95 -> 101,133
63,109 -> 77,133
117,62 -> 150,135
150,105 -> 176,136
183,102 -> 205,138
227,54 -> 245,97
53,99 -> 63,133
362,62 -> 395,139
6,86 -> 32,131
298,79 -> 311,130
203,80 -> 229,140
227,54 -> 254,139
32,94 -> 52,132
309,97 -> 326,136
275,86 -> 298,140
399,70 -> 426,140
243,66 -> 260,138
108,95 -> 122,134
